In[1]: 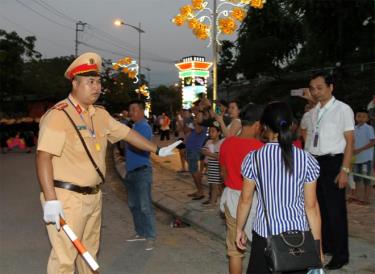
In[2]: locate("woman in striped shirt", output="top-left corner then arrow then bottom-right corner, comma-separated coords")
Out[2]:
235,102 -> 323,274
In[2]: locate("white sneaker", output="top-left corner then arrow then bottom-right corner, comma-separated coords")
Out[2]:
126,234 -> 146,242
145,239 -> 155,251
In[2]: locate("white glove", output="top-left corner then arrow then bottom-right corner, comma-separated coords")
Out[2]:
157,140 -> 183,157
43,200 -> 64,230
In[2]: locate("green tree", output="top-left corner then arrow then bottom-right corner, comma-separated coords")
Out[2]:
218,40 -> 236,84
0,29 -> 41,106
150,85 -> 182,115
22,56 -> 74,100
236,0 -> 304,79
100,59 -> 141,113
290,0 -> 374,69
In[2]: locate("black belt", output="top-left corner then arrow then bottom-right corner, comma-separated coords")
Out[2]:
53,180 -> 100,195
313,153 -> 343,160
128,165 -> 149,173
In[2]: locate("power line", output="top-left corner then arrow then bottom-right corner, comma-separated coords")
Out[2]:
30,0 -> 169,61
14,0 -> 75,31
35,0 -> 77,23
0,14 -> 72,51
79,41 -> 175,64
78,41 -> 125,58
30,0 -> 77,23
13,0 -> 175,64
84,27 -> 139,55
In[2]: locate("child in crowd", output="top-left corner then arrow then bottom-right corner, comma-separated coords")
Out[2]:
352,109 -> 375,205
186,105 -> 208,200
201,121 -> 224,207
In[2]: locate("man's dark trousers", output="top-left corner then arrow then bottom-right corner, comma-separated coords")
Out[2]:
316,154 -> 349,263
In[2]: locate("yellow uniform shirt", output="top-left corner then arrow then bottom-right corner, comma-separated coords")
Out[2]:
37,95 -> 130,187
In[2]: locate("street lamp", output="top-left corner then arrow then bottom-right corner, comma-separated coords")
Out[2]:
113,19 -> 145,92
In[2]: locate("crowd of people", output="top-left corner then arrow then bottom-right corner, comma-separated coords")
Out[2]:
0,116 -> 39,153
4,49 -> 374,273
144,71 -> 374,273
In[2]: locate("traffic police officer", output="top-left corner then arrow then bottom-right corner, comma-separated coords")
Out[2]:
36,52 -> 179,274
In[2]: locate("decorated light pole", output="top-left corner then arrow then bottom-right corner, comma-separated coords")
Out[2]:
112,56 -> 140,84
172,0 -> 265,102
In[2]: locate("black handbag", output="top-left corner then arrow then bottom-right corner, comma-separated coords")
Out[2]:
254,152 -> 322,273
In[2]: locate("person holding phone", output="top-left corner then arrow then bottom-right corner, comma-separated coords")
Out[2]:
216,100 -> 242,138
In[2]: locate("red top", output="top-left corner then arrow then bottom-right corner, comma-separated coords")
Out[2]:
293,139 -> 303,149
219,136 -> 264,190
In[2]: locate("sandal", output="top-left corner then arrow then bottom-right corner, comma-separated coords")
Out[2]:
192,195 -> 205,200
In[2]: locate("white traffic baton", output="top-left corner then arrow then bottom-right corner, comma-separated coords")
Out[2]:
60,217 -> 99,271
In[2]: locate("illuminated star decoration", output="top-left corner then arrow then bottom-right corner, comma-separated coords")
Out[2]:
172,0 -> 265,46
112,56 -> 139,83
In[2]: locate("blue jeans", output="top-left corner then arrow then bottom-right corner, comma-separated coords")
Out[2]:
123,166 -> 155,239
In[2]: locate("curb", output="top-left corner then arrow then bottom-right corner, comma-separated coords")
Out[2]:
111,145 -> 226,241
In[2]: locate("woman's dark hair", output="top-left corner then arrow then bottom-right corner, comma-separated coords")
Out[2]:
261,101 -> 294,172
219,99 -> 229,108
229,100 -> 241,109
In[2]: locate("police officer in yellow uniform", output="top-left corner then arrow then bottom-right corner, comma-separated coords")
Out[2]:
36,52 -> 180,274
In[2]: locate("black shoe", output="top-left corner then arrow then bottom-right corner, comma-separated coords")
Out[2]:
324,259 -> 348,270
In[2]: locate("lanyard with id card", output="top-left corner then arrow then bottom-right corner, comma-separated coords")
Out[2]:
313,99 -> 336,147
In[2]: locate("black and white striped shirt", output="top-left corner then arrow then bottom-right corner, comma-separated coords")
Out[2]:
241,143 -> 320,238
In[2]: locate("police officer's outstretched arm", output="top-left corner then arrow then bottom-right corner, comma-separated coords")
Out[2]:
124,129 -> 182,157
36,150 -> 64,230
106,112 -> 181,156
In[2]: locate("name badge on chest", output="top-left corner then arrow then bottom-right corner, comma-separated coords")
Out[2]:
313,132 -> 319,147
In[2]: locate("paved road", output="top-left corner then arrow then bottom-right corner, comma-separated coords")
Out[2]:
0,152 -> 229,274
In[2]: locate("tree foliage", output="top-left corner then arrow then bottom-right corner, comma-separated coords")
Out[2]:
100,60 -> 140,113
227,0 -> 374,79
150,85 -> 182,115
290,0 -> 374,69
218,40 -> 236,84
235,0 -> 304,79
0,30 -> 41,103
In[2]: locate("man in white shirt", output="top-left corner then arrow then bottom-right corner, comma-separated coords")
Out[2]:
302,71 -> 354,270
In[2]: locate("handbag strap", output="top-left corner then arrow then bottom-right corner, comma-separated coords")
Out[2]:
61,109 -> 105,184
254,151 -> 272,236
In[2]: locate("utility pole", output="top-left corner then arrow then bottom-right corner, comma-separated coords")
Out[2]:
75,21 -> 87,57
138,22 -> 142,85
212,0 -> 218,103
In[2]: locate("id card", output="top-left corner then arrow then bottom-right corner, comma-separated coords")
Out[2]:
313,132 -> 319,147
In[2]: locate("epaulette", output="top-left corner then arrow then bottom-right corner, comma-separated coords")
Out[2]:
94,104 -> 105,110
52,102 -> 69,111
42,102 -> 68,118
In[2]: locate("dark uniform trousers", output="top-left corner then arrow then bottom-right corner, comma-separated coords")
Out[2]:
315,154 -> 349,262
